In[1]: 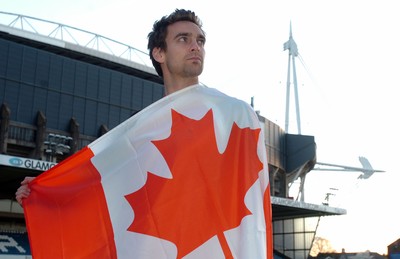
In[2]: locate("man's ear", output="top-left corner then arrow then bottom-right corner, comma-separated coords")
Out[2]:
152,47 -> 164,63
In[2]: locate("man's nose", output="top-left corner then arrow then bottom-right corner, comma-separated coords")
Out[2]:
190,41 -> 201,51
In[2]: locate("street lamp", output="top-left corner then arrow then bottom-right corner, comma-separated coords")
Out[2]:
44,133 -> 73,162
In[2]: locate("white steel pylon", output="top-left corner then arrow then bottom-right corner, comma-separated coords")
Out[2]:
284,22 -> 301,134
284,22 -> 307,201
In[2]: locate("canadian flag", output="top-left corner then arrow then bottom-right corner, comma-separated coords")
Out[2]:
23,84 -> 273,259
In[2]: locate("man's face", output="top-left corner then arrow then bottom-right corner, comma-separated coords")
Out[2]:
162,21 -> 206,80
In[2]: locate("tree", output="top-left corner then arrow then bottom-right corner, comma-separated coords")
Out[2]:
310,236 -> 336,257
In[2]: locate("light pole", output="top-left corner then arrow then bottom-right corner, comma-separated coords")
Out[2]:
44,133 -> 73,162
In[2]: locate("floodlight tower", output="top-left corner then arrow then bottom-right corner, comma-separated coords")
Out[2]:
284,22 -> 301,134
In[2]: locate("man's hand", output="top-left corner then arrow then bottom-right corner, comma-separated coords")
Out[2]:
15,176 -> 35,206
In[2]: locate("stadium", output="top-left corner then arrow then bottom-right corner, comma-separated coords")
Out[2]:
0,12 -> 345,258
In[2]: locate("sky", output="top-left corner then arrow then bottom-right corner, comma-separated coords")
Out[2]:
1,0 -> 399,255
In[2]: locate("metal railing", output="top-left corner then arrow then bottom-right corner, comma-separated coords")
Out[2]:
8,121 -> 36,144
0,11 -> 153,68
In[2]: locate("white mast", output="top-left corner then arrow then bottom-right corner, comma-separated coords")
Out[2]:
284,22 -> 301,134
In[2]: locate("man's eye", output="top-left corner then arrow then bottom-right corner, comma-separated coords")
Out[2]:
197,39 -> 205,46
178,37 -> 187,42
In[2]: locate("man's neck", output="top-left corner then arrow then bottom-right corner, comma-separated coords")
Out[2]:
164,78 -> 199,95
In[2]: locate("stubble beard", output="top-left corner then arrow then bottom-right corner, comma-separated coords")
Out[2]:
165,59 -> 204,80
183,64 -> 203,78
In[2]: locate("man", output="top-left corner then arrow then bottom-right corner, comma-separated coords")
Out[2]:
16,9 -> 272,258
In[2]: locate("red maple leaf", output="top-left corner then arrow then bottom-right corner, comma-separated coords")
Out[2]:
125,109 -> 262,258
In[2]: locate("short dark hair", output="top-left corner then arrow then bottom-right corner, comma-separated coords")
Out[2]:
147,9 -> 204,77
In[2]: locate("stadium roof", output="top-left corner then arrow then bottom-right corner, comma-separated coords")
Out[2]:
0,11 -> 161,83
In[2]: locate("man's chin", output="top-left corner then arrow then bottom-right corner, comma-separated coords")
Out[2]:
185,68 -> 203,78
